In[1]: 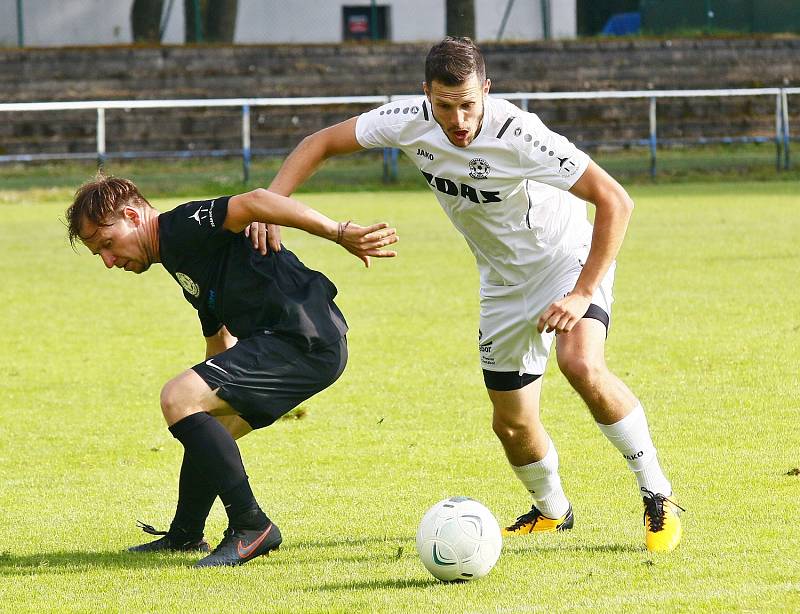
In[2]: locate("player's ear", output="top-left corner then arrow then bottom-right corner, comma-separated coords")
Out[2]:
483,78 -> 491,95
123,206 -> 141,225
422,81 -> 430,98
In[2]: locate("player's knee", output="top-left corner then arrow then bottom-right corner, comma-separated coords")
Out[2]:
492,413 -> 532,444
160,378 -> 191,423
558,353 -> 604,388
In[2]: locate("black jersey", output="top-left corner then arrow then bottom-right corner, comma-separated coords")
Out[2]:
158,196 -> 348,350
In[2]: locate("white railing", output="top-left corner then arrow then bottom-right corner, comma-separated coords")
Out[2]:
0,88 -> 794,179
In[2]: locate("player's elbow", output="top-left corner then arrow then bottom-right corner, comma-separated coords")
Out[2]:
619,190 -> 634,216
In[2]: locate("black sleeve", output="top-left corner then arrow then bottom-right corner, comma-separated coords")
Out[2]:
199,312 -> 223,338
168,196 -> 233,250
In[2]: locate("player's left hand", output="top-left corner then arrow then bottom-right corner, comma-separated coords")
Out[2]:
337,221 -> 398,268
537,292 -> 592,334
245,222 -> 282,255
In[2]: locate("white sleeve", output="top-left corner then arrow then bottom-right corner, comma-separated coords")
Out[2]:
517,113 -> 591,191
355,100 -> 415,149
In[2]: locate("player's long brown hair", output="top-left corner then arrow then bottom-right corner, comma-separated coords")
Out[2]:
425,36 -> 486,86
66,174 -> 150,248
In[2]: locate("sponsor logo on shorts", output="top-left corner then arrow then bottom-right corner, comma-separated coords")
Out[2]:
205,358 -> 229,375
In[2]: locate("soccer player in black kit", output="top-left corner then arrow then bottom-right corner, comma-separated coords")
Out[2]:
66,175 -> 397,567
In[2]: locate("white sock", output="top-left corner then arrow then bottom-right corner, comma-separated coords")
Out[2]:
511,439 -> 570,519
596,402 -> 672,496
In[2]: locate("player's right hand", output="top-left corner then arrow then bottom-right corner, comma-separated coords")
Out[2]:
337,221 -> 398,268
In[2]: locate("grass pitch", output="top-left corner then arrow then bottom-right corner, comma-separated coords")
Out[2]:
0,181 -> 798,612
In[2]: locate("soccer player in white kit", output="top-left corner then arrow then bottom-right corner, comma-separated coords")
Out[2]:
266,37 -> 683,552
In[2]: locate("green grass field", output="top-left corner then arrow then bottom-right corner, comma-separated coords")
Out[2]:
0,180 -> 798,612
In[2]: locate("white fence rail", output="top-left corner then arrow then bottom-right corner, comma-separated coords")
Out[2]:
0,88 -> 795,179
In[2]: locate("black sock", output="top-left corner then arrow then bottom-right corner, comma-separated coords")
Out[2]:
220,479 -> 269,530
169,413 -> 266,529
169,451 -> 217,539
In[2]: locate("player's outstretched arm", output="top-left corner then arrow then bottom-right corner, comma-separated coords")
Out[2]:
269,117 -> 363,198
225,188 -> 397,268
261,117 -> 364,253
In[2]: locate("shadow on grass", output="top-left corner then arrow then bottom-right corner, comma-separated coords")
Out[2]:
503,542 -> 643,555
0,537 -> 414,575
0,550 -> 205,576
308,578 -> 438,592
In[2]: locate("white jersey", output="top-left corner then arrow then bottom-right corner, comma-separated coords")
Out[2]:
355,95 -> 594,288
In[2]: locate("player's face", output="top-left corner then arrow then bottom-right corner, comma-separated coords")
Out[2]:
424,73 -> 491,148
79,208 -> 151,274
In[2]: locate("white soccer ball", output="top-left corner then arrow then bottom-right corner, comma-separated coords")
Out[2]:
416,496 -> 502,582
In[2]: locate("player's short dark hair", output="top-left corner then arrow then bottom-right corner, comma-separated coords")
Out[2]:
66,174 -> 150,247
425,36 -> 486,86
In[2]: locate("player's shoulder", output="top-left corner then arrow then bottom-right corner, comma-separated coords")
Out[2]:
359,96 -> 434,130
485,96 -> 549,145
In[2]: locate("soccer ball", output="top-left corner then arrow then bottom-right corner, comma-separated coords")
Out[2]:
416,496 -> 502,582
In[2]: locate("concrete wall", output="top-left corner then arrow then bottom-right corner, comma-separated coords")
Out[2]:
0,0 -> 576,47
1,37 -> 798,157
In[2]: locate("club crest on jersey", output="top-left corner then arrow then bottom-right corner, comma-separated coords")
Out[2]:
468,158 -> 490,180
176,272 -> 200,297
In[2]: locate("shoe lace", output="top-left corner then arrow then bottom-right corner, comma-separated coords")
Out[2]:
641,489 -> 685,533
506,506 -> 543,531
136,520 -> 168,536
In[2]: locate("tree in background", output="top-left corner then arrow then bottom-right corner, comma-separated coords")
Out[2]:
446,0 -> 475,39
185,0 -> 238,43
131,0 -> 165,42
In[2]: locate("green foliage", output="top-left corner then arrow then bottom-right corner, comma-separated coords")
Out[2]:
0,183 -> 798,611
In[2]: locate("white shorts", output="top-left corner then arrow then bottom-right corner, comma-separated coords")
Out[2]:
478,254 -> 615,376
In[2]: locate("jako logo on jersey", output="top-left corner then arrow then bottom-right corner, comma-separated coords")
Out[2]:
556,156 -> 578,178
417,148 -> 434,160
468,158 -> 490,179
420,171 -> 501,204
176,272 -> 200,297
189,199 -> 216,227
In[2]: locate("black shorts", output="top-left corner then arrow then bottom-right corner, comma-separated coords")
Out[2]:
192,332 -> 348,429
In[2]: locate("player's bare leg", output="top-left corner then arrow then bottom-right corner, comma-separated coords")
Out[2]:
556,318 -> 682,552
489,379 -> 574,535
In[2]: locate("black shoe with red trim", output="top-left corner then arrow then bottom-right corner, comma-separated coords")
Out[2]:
194,521 -> 282,568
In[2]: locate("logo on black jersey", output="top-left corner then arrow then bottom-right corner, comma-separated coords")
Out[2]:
189,199 -> 216,228
417,148 -> 434,160
468,158 -> 490,180
420,171 -> 501,204
176,272 -> 200,297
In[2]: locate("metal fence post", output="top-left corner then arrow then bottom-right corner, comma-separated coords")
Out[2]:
16,0 -> 24,47
382,147 -> 399,183
775,92 -> 783,171
781,89 -> 790,170
242,104 -> 251,183
649,96 -> 657,179
96,107 -> 106,169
